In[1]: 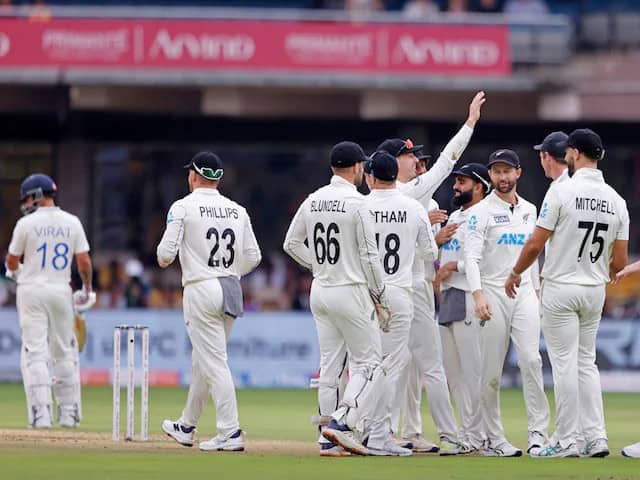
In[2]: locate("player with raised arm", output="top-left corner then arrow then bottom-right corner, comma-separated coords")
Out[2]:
505,129 -> 629,458
159,152 -> 262,452
364,151 -> 439,442
465,149 -> 550,457
5,174 -> 95,429
435,163 -> 492,453
283,142 -> 405,457
376,91 -> 485,454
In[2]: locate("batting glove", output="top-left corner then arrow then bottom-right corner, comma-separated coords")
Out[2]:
73,286 -> 97,313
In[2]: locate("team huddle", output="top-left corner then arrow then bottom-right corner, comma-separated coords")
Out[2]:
5,90 -> 640,457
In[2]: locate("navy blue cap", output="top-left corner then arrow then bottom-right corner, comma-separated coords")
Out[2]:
377,138 -> 423,157
368,151 -> 398,181
416,150 -> 432,163
564,128 -> 605,160
487,149 -> 521,169
534,131 -> 568,159
452,163 -> 491,193
183,151 -> 224,180
20,173 -> 57,202
330,141 -> 368,167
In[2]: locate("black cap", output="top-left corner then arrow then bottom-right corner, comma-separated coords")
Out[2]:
330,141 -> 367,167
452,163 -> 491,192
487,149 -> 521,169
416,150 -> 432,163
564,128 -> 605,160
368,151 -> 398,181
534,131 -> 568,159
183,151 -> 224,180
377,138 -> 423,157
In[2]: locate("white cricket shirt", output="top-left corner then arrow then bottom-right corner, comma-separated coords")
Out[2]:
283,175 -> 386,299
157,188 -> 262,286
440,207 -> 472,292
464,191 -> 538,292
8,206 -> 90,286
537,167 -> 629,285
366,188 -> 438,290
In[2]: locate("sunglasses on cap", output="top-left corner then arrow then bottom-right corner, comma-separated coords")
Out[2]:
190,163 -> 223,181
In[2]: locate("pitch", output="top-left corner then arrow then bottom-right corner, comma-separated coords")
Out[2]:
1,384 -> 639,479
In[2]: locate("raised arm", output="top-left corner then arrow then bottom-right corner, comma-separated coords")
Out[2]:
402,91 -> 486,202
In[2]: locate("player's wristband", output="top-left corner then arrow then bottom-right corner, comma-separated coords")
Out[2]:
510,269 -> 521,278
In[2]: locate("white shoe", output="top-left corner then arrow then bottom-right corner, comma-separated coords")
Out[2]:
322,420 -> 369,456
580,438 -> 609,458
30,405 -> 53,429
439,436 -> 464,456
58,405 -> 80,428
368,440 -> 413,457
162,419 -> 196,447
400,434 -> 439,453
527,431 -> 547,454
319,442 -> 351,457
199,429 -> 245,452
482,440 -> 523,457
622,441 -> 640,458
531,442 -> 579,458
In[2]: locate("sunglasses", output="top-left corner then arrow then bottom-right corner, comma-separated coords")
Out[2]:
191,163 -> 223,181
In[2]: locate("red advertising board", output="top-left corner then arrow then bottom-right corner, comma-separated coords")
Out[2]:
0,18 -> 511,76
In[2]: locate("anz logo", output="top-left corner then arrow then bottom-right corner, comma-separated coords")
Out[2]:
497,233 -> 531,246
442,238 -> 461,251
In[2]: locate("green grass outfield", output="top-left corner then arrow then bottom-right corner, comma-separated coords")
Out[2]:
1,383 -> 639,479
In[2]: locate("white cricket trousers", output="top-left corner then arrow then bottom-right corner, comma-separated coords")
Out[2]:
541,280 -> 607,448
402,279 -> 459,441
381,285 -> 413,434
310,282 -> 391,450
439,291 -> 484,448
480,283 -> 549,444
180,278 -> 239,437
17,283 -> 81,425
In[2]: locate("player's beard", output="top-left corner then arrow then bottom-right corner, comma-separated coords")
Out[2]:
495,179 -> 516,194
451,188 -> 473,208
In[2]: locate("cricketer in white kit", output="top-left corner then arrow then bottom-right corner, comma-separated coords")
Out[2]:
158,152 -> 262,452
506,129 -> 629,458
465,149 -> 550,457
5,173 -> 95,429
284,141 -> 406,457
364,151 -> 439,440
616,263 -> 640,458
375,91 -> 486,454
435,163 -> 492,451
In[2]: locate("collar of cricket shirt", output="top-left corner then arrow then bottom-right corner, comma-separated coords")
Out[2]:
193,188 -> 220,195
330,175 -> 357,190
491,190 -> 521,211
571,167 -> 604,182
369,188 -> 399,197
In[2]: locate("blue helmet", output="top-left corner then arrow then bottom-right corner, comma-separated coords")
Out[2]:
19,173 -> 57,214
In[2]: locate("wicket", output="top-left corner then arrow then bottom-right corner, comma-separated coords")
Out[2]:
112,325 -> 149,441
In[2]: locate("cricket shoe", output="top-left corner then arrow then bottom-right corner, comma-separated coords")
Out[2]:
162,419 -> 196,447
531,442 -> 579,458
319,441 -> 351,457
30,405 -> 53,429
199,429 -> 245,452
368,440 -> 413,457
527,430 -> 547,454
482,440 -> 523,457
622,441 -> 640,458
322,419 -> 369,456
400,434 -> 439,453
439,436 -> 465,456
58,404 -> 80,428
580,438 -> 609,458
